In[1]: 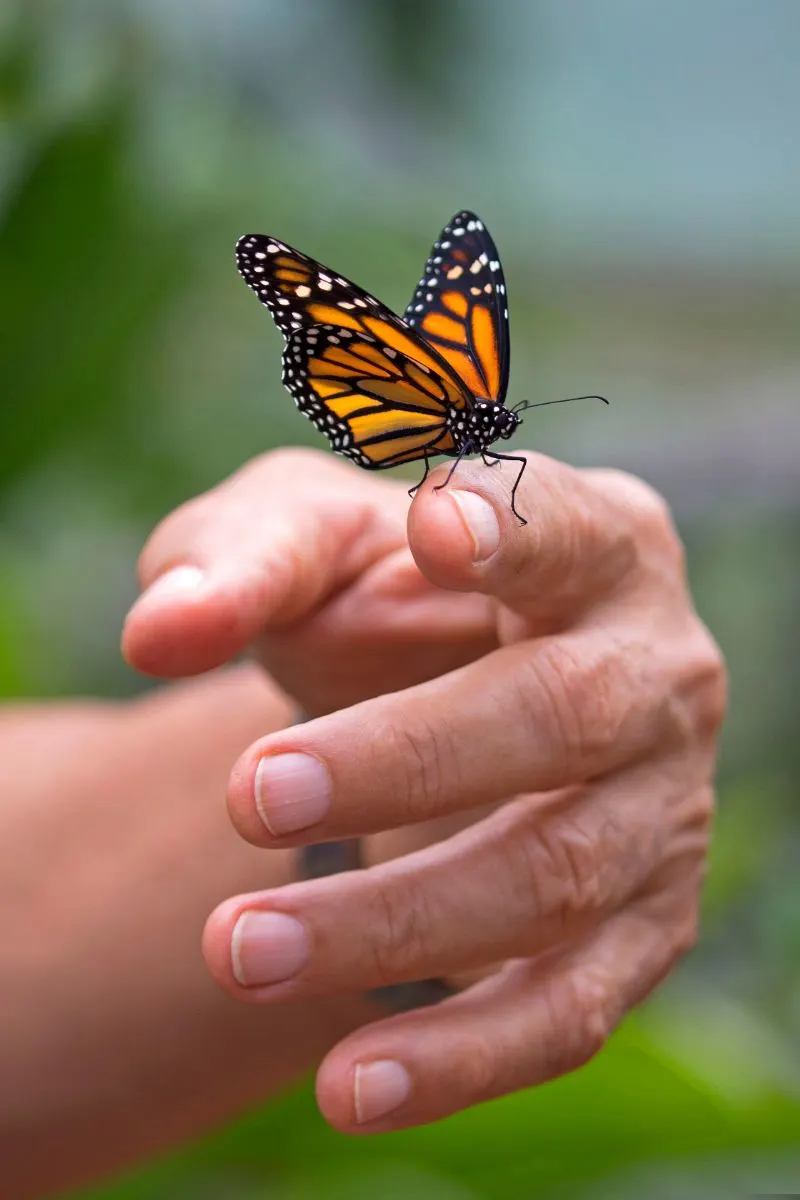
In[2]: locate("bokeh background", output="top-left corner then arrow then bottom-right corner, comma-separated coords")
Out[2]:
2,1 -> 799,1196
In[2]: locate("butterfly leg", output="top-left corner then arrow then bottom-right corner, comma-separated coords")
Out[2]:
433,442 -> 473,494
481,452 -> 502,469
407,456 -> 431,499
482,453 -> 528,525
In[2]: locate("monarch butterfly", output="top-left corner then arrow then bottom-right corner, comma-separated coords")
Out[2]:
236,211 -> 606,523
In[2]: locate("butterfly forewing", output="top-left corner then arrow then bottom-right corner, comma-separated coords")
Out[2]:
235,234 -> 389,341
281,325 -> 468,470
236,229 -> 486,398
403,210 -> 510,405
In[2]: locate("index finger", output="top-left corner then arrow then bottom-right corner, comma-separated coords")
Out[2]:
122,449 -> 409,677
409,454 -> 672,626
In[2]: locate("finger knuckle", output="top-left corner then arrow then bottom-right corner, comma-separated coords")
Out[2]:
644,790 -> 714,896
445,1033 -> 498,1101
570,965 -> 616,1057
532,464 -> 639,592
688,785 -> 716,838
527,810 -> 608,925
365,880 -> 429,986
599,470 -> 684,571
372,713 -> 455,823
690,630 -> 728,740
660,626 -> 728,753
527,639 -> 626,770
541,965 -> 613,1079
674,910 -> 701,960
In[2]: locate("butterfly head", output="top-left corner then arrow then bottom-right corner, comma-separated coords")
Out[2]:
495,404 -> 521,441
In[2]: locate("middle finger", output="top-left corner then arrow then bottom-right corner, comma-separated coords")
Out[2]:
227,625 -> 666,845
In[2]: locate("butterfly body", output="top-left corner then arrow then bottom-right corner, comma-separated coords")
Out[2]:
446,399 -> 520,455
237,211 -> 530,518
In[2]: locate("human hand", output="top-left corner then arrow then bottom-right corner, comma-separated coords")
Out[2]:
122,450 -> 499,717
125,448 -> 726,1133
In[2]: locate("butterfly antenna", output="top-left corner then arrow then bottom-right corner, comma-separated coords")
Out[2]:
512,394 -> 609,415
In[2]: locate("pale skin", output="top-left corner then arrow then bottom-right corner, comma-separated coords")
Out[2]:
123,448 -> 726,1131
0,447 -> 725,1197
0,669 -> 381,1200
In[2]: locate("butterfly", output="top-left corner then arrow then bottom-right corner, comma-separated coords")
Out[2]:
236,210 -> 606,523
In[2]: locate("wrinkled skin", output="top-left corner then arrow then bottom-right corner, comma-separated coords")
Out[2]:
124,447 -> 726,1133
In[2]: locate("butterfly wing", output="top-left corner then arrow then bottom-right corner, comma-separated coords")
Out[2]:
403,210 -> 509,405
281,324 -> 473,469
237,232 -> 477,391
236,233 -> 388,341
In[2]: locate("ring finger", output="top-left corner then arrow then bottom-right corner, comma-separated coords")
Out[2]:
203,764 -> 702,1003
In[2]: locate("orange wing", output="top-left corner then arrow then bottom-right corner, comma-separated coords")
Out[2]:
281,323 -> 474,470
236,233 -> 386,341
403,210 -> 509,405
236,231 -> 476,391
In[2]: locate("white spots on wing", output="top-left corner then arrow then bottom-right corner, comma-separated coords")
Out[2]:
296,284 -> 311,297
278,298 -> 290,306
470,286 -> 481,296
328,336 -> 340,344
338,300 -> 355,309
446,265 -> 463,280
383,347 -> 397,358
267,243 -> 280,253
484,283 -> 492,294
454,227 -> 465,236
254,251 -> 266,260
354,298 -> 367,308
469,258 -> 482,274
425,293 -> 433,302
441,241 -> 451,250
318,279 -> 332,291
253,265 -> 264,273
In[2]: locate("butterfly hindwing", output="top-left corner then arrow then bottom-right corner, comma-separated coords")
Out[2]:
281,324 -> 472,470
403,210 -> 510,405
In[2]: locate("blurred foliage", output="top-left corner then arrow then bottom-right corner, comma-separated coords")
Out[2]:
1,2 -> 798,1198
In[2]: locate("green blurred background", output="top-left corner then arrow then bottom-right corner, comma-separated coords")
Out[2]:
2,1 -> 798,1196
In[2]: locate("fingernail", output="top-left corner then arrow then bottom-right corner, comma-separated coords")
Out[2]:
137,565 -> 205,606
450,491 -> 500,562
230,911 -> 309,987
255,753 -> 332,836
354,1060 -> 412,1124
